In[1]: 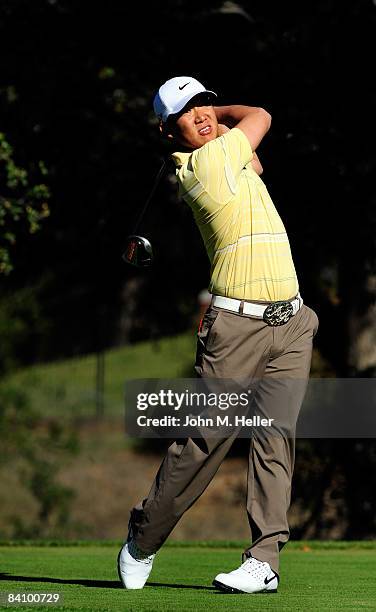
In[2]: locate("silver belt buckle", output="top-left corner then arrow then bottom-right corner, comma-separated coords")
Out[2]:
263,301 -> 294,326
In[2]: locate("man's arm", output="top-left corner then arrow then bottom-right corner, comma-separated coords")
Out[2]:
217,121 -> 263,175
214,105 -> 271,151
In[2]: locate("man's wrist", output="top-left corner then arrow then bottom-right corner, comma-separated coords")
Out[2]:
214,105 -> 264,128
214,106 -> 237,128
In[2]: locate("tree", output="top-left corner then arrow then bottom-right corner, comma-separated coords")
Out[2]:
0,132 -> 50,275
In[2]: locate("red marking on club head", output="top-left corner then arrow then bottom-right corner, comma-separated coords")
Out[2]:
126,240 -> 137,261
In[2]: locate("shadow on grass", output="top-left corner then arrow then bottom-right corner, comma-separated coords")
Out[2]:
148,582 -> 214,590
0,573 -> 215,591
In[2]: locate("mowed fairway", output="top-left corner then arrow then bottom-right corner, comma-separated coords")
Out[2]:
0,542 -> 375,611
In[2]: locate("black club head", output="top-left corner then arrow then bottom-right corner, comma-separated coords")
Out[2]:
122,235 -> 153,268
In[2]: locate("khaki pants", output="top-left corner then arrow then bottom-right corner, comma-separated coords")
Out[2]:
131,302 -> 318,573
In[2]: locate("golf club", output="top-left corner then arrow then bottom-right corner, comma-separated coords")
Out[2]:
122,159 -> 168,267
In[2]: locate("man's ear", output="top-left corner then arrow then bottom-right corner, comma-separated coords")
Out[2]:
160,121 -> 174,141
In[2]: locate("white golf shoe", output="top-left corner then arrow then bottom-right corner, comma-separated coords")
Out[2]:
213,555 -> 279,594
117,537 -> 155,590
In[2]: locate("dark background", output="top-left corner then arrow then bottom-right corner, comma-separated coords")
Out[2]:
0,0 -> 375,539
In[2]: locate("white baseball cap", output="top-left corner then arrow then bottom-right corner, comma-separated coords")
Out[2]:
153,76 -> 217,123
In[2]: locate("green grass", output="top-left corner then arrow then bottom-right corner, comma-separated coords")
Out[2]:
0,332 -> 196,418
0,542 -> 375,611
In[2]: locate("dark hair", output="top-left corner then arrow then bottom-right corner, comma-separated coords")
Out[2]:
165,92 -> 215,130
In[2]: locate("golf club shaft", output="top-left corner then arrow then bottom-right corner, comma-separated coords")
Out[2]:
132,159 -> 168,233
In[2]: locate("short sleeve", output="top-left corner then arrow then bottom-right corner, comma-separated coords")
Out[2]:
189,128 -> 253,202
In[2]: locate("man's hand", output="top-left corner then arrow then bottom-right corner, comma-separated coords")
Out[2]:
214,105 -> 271,151
217,123 -> 230,136
251,151 -> 263,175
216,117 -> 263,175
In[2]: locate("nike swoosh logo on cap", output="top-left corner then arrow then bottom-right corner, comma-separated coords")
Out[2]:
179,82 -> 190,90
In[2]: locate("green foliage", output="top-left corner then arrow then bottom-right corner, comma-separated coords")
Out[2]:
0,285 -> 46,374
0,384 -> 79,538
0,133 -> 50,275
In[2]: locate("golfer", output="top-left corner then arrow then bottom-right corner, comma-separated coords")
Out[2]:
118,76 -> 319,593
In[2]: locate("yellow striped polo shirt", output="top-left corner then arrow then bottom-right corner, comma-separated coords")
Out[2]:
171,127 -> 299,301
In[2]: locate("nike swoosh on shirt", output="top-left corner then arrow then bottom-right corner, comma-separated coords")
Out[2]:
179,82 -> 190,90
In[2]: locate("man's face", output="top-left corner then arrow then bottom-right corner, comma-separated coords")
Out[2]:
166,94 -> 219,150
